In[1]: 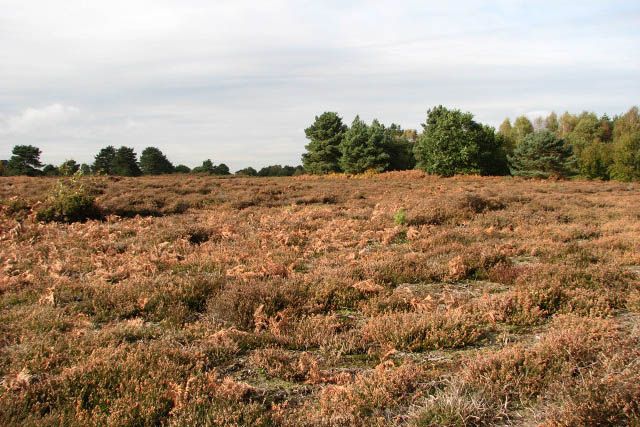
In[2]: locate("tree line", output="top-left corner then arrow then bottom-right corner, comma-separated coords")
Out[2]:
2,105 -> 638,181
0,145 -> 303,178
301,106 -> 640,181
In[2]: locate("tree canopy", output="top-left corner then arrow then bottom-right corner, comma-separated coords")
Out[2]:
235,167 -> 257,176
112,146 -> 142,177
413,106 -> 507,176
508,130 -> 575,178
302,112 -> 347,174
93,146 -> 116,175
192,159 -> 230,175
257,164 -> 303,177
384,124 -> 416,171
4,104 -> 639,182
339,117 -> 390,174
512,116 -> 534,146
7,145 -> 42,176
59,159 -> 80,176
139,147 -> 174,175
174,164 -> 191,173
498,119 -> 515,154
610,107 -> 640,181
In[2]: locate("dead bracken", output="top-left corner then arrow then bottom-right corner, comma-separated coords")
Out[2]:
1,171 -> 639,426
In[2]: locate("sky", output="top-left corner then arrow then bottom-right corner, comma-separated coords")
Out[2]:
0,1 -> 639,170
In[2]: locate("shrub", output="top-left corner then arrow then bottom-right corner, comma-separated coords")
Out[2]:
281,361 -> 429,426
542,351 -> 640,425
36,175 -> 102,223
408,383 -> 502,426
248,348 -> 322,382
456,193 -> 505,214
461,315 -> 618,404
362,309 -> 487,351
393,208 -> 407,226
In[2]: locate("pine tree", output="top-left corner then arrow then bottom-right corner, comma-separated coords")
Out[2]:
302,112 -> 347,174
6,145 -> 42,176
478,124 -> 510,176
139,147 -> 174,175
112,146 -> 141,176
235,167 -> 257,176
339,116 -> 389,174
192,159 -> 214,174
174,165 -> 191,173
384,123 -> 416,171
508,130 -> 575,178
93,146 -> 116,174
212,163 -> 230,175
42,164 -> 59,176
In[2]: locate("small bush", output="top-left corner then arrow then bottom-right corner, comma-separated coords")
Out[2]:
281,361 -> 429,426
456,193 -> 505,214
394,208 -> 408,225
362,309 -> 487,351
186,226 -> 215,245
249,348 -> 322,382
36,175 -> 102,223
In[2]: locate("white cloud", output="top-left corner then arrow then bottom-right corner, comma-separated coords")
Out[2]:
1,104 -> 80,134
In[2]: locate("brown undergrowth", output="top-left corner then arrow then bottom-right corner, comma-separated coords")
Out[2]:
1,172 -> 639,425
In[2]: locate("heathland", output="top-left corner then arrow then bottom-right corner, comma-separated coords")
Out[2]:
1,172 -> 639,425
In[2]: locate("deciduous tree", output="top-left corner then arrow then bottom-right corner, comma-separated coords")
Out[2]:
512,116 -> 534,146
414,106 -> 507,176
498,118 -> 515,153
545,112 -> 559,134
610,107 -> 640,181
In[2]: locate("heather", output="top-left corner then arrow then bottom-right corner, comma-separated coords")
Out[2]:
1,172 -> 639,426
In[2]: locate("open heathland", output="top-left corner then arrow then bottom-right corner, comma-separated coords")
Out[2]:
1,172 -> 640,426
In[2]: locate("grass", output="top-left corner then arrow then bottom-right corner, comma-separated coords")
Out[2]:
1,171 -> 639,425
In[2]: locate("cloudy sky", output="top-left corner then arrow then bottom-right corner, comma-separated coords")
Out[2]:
1,1 -> 638,169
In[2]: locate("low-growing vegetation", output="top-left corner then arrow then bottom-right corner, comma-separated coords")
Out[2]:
35,174 -> 102,223
1,172 -> 639,425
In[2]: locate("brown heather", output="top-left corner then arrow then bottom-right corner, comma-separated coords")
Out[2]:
1,171 -> 639,426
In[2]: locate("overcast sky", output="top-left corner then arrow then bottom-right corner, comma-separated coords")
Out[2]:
1,1 -> 638,169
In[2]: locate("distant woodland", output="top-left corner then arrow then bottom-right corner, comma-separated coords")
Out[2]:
2,106 -> 639,181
